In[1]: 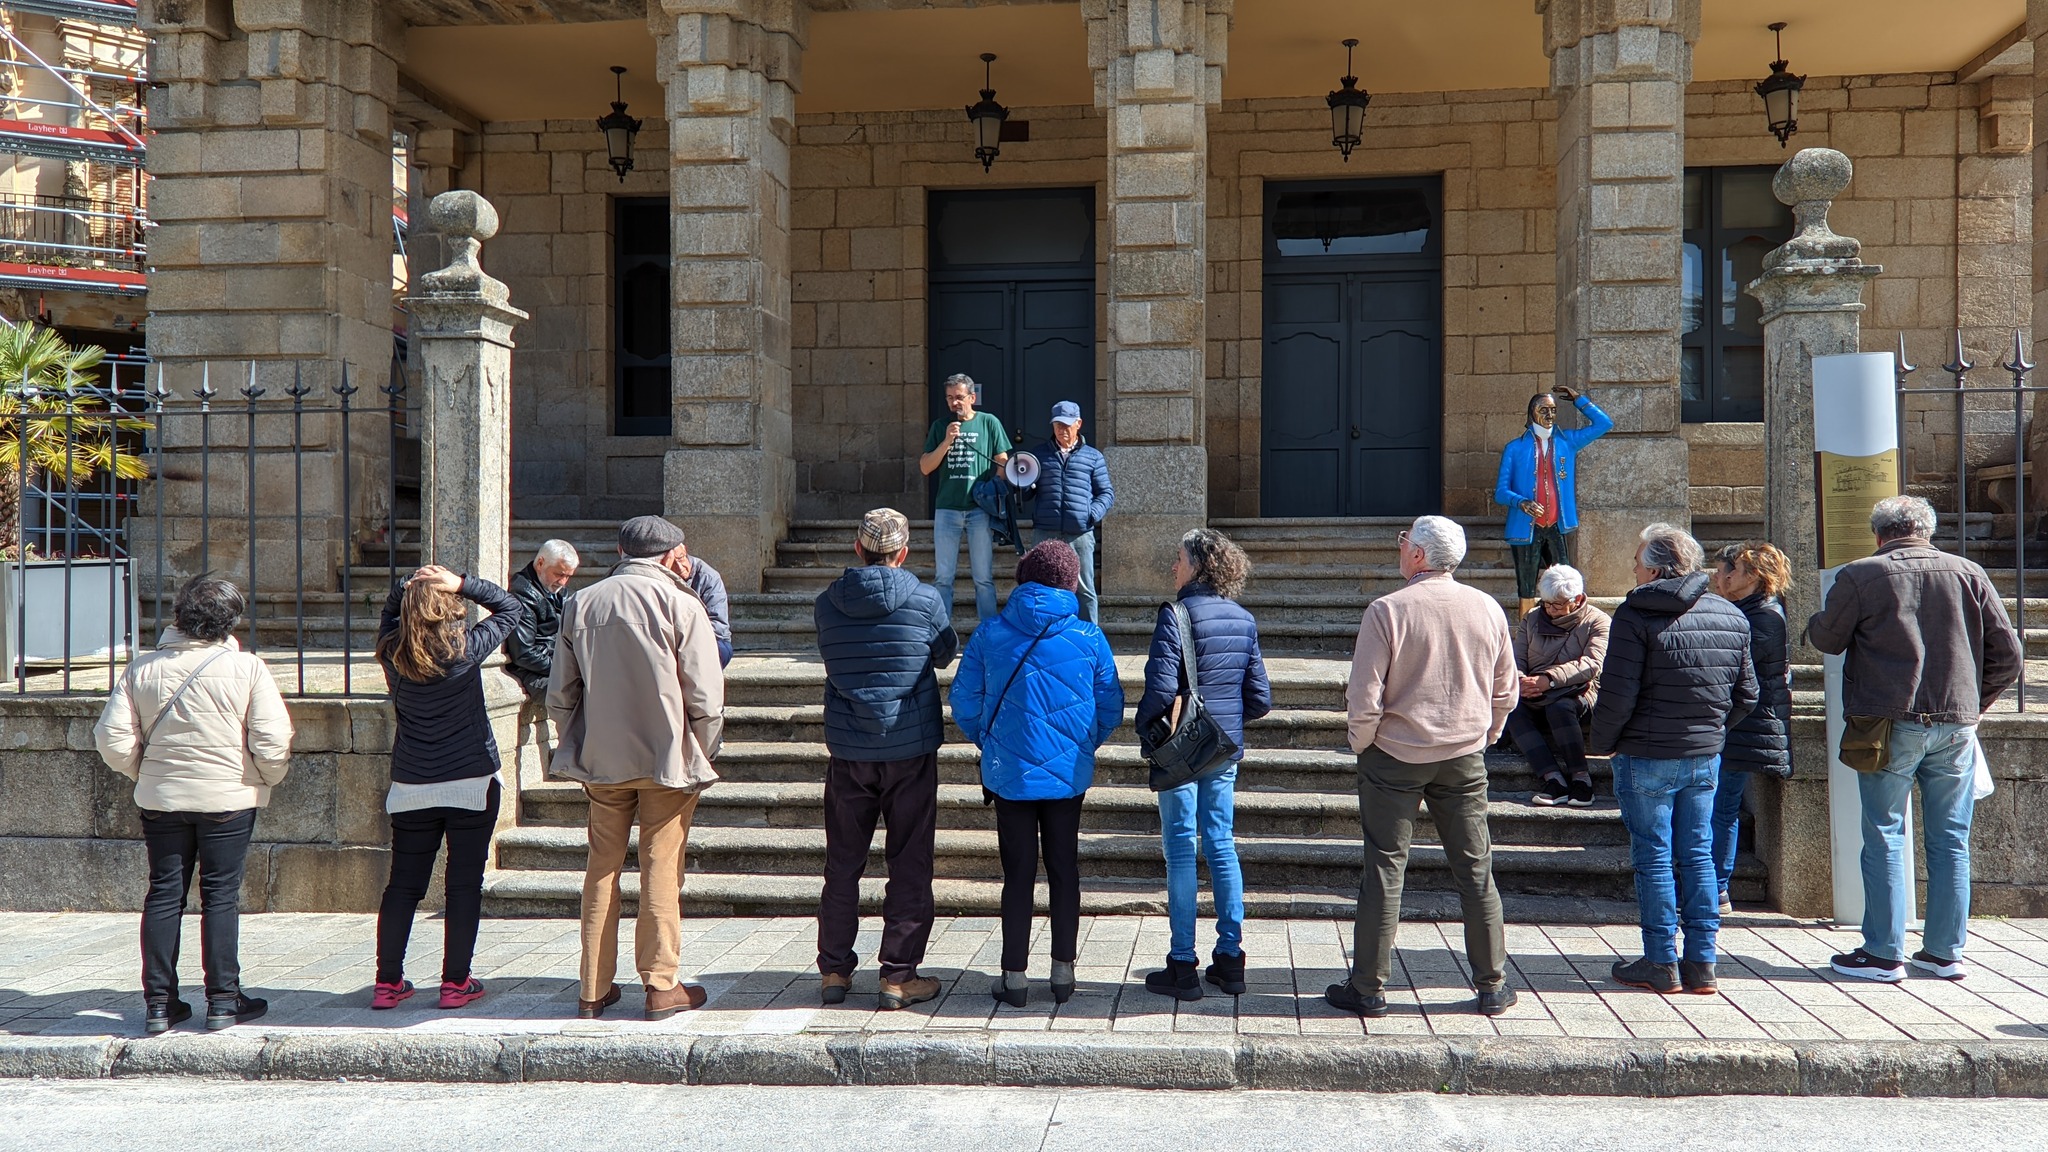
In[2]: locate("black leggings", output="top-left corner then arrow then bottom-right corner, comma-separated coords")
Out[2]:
375,781 -> 500,986
993,795 -> 1084,973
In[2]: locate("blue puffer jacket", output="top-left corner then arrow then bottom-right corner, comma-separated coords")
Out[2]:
1135,583 -> 1273,756
815,565 -> 959,761
1025,437 -> 1114,537
952,582 -> 1123,800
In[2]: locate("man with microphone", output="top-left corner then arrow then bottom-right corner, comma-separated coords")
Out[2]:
919,373 -> 1010,623
1021,400 -> 1113,624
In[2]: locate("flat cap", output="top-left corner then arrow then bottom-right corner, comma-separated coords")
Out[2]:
619,515 -> 687,558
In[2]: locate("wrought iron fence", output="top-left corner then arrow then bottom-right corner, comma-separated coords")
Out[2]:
5,354 -> 414,697
1894,327 -> 2039,712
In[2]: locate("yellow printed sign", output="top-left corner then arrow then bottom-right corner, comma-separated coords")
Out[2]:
1814,448 -> 1900,569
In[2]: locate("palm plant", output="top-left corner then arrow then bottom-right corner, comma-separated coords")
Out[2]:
0,321 -> 150,560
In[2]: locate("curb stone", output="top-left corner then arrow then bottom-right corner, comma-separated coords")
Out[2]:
1,1034 -> 2046,1097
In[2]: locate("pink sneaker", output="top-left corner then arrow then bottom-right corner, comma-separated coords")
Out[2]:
438,978 -> 486,1010
370,980 -> 414,1010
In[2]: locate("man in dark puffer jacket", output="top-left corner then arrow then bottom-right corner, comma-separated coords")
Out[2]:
1591,523 -> 1757,998
1024,400 -> 1115,625
812,508 -> 959,1012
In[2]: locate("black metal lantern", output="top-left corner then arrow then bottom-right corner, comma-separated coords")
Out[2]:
1327,38 -> 1370,162
597,65 -> 642,183
966,53 -> 1010,173
1754,22 -> 1805,148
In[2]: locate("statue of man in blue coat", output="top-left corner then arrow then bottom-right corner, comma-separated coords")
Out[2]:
1494,385 -> 1613,617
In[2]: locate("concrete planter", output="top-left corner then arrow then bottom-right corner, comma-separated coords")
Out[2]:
0,558 -> 136,672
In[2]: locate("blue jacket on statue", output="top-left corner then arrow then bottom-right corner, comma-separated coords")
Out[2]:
1493,394 -> 1614,544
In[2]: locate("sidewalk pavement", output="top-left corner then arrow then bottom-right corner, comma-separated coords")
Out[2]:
3,912 -> 2046,1095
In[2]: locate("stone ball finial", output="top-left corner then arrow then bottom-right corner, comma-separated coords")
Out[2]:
1773,147 -> 1853,208
427,190 -> 499,243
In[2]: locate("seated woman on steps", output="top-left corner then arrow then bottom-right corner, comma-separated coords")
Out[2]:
1505,564 -> 1611,808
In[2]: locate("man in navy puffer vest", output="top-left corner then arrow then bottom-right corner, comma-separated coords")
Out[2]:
812,508 -> 959,1012
1023,400 -> 1114,624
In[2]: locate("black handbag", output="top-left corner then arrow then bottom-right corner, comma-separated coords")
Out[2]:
1142,601 -> 1240,792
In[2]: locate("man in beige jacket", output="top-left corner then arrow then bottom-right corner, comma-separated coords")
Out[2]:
1331,515 -> 1519,1021
549,515 -> 725,1021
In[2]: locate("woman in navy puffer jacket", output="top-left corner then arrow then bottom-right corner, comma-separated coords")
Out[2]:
952,540 -> 1123,1007
1134,529 -> 1271,1001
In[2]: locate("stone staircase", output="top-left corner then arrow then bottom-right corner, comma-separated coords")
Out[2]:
479,653 -> 1774,923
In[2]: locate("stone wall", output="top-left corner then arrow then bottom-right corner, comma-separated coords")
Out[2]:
0,682 -> 527,914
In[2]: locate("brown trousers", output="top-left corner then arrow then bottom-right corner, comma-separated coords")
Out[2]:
1349,744 -> 1507,996
579,780 -> 701,1002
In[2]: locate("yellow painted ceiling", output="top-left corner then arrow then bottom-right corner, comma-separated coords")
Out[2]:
402,1 -> 2024,123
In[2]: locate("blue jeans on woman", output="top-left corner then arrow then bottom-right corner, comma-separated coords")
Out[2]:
1709,767 -> 1749,901
1612,753 -> 1721,964
1858,720 -> 1975,963
931,507 -> 997,623
1158,762 -> 1244,963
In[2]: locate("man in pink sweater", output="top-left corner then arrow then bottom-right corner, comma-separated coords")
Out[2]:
1329,515 -> 1519,1020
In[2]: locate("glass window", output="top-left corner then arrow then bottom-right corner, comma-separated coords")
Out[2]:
1270,186 -> 1433,258
1682,167 -> 1793,423
614,197 -> 671,437
933,189 -> 1093,268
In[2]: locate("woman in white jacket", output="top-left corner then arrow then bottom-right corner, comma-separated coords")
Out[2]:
94,577 -> 294,1035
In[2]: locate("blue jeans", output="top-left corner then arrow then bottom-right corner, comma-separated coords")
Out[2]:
1033,527 -> 1098,624
1613,753 -> 1721,964
1858,721 -> 1975,963
1158,762 -> 1243,963
1709,767 -> 1749,900
932,507 -> 997,623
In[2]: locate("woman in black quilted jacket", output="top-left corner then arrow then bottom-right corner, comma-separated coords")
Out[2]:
1708,541 -> 1792,913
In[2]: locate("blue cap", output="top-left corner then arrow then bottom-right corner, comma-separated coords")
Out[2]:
1050,400 -> 1083,426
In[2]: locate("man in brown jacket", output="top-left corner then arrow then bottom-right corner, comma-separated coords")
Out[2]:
1332,515 -> 1519,1020
549,515 -> 726,1020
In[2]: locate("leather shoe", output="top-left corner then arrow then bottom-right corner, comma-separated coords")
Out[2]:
877,975 -> 940,1010
578,983 -> 622,1019
144,1000 -> 191,1035
1474,987 -> 1518,1016
820,973 -> 852,1005
645,982 -> 707,1021
1323,982 -> 1389,1017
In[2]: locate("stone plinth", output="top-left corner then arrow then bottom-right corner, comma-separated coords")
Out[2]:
1746,149 -> 1881,661
406,191 -> 528,592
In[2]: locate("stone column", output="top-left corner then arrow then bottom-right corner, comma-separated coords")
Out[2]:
1086,1 -> 1228,587
647,0 -> 804,593
1538,0 -> 1698,594
1745,150 -> 1880,661
405,192 -> 527,592
2028,0 -> 2048,516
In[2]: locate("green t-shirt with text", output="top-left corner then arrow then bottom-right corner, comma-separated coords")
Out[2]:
924,412 -> 1011,511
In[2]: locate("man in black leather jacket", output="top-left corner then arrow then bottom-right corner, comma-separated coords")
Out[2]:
504,540 -> 579,698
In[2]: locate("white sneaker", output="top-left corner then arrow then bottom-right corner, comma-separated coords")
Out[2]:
1830,948 -> 1906,983
1910,950 -> 1967,981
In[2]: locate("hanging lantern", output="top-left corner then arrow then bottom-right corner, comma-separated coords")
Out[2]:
1754,22 -> 1805,148
965,53 -> 1010,173
597,65 -> 643,183
1327,38 -> 1370,162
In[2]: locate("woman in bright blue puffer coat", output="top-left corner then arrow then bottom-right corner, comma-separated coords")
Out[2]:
952,540 -> 1123,1008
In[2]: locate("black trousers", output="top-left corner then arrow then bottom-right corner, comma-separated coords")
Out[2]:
375,780 -> 501,986
1510,524 -> 1572,599
816,753 -> 939,982
993,795 -> 1084,973
1503,694 -> 1592,780
140,807 -> 257,1006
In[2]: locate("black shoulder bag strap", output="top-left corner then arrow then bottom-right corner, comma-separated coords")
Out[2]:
133,647 -> 234,758
984,619 -> 1056,738
1172,601 -> 1204,713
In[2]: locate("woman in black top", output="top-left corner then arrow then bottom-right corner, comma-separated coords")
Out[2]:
1708,542 -> 1792,913
371,564 -> 524,1011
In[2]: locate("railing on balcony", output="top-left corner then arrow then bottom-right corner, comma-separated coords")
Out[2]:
0,22 -> 145,165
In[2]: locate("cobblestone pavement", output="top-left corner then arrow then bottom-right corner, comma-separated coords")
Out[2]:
3,913 -> 2045,1043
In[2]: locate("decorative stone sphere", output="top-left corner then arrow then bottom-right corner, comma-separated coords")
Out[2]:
1773,147 -> 1853,207
427,190 -> 500,242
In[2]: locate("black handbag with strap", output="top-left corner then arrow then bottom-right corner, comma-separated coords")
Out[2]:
1142,601 -> 1240,792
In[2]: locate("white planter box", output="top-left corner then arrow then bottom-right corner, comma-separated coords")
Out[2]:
1,558 -> 138,671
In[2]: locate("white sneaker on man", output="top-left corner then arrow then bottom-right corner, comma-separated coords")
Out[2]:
1830,948 -> 1906,983
1909,950 -> 1967,981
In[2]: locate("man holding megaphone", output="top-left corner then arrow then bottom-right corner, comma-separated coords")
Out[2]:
1019,400 -> 1114,625
919,373 -> 1011,623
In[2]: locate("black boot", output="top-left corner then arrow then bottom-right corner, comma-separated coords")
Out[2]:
1204,949 -> 1246,995
1144,957 -> 1203,1002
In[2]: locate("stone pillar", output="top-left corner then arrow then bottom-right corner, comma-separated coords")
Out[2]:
138,0 -> 402,591
647,0 -> 804,593
1086,1 -> 1228,587
406,192 -> 527,592
1538,0 -> 1697,594
2028,0 -> 2048,517
1745,150 -> 1880,662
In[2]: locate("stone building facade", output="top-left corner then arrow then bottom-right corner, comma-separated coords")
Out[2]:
131,0 -> 2042,596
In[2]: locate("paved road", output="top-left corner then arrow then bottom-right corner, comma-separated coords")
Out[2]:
3,1083 -> 2046,1151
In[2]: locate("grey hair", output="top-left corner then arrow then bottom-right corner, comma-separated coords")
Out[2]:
1536,564 -> 1585,601
942,372 -> 980,399
1407,515 -> 1467,572
1638,522 -> 1704,579
1869,495 -> 1936,541
535,539 -> 578,567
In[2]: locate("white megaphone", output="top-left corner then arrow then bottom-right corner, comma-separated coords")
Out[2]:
1004,451 -> 1041,489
